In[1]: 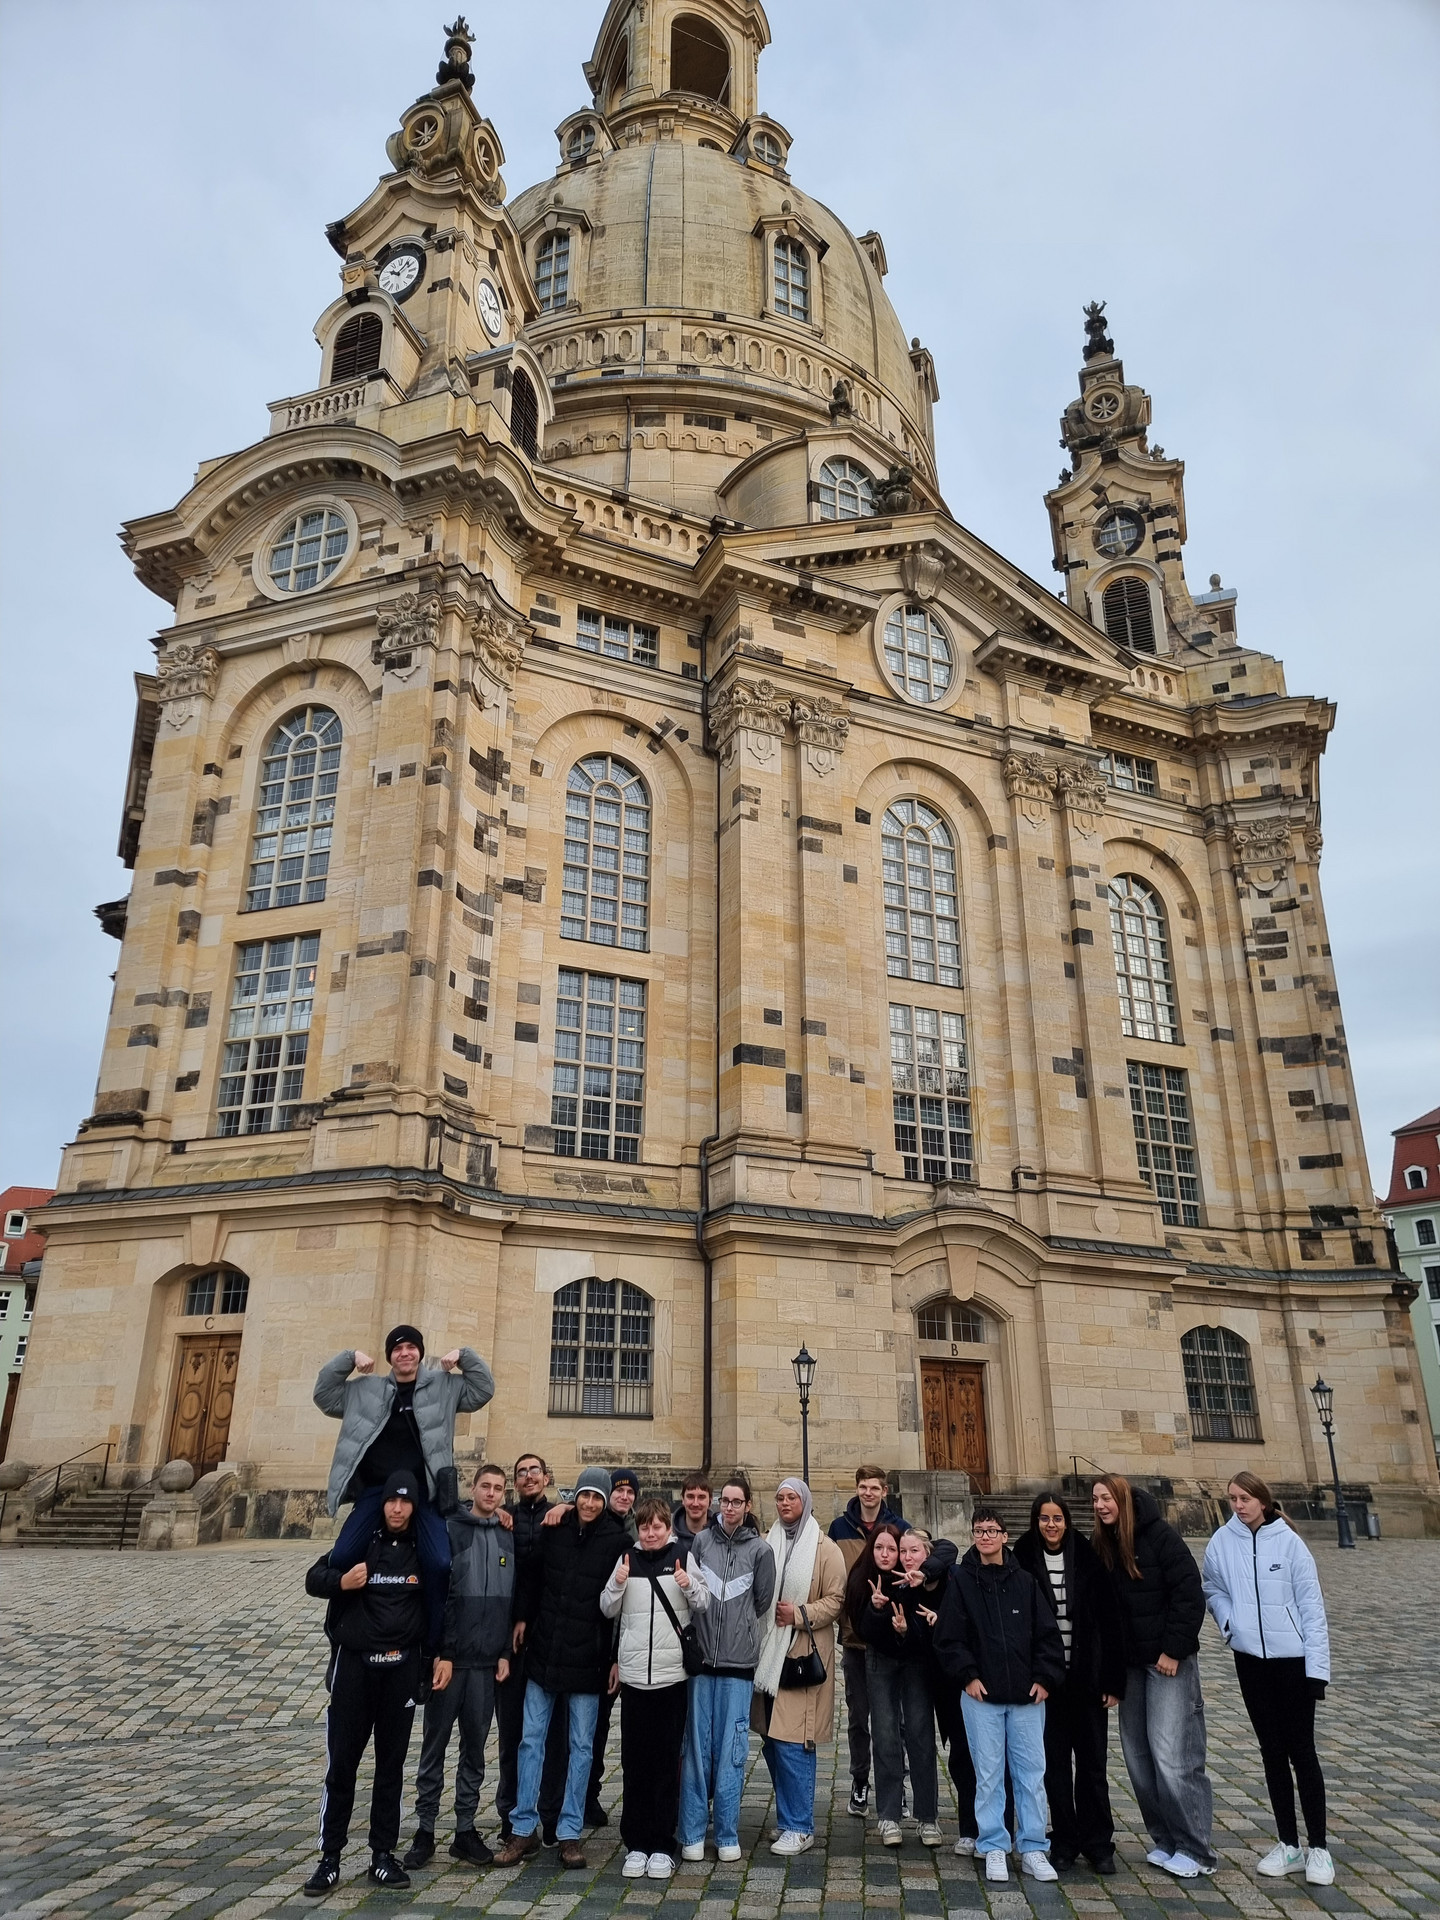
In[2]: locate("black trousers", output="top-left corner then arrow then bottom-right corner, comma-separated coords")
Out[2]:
320,1648 -> 421,1856
619,1683 -> 689,1857
495,1644 -> 566,1829
587,1680 -> 617,1808
934,1679 -> 978,1839
1043,1679 -> 1115,1860
1234,1653 -> 1326,1849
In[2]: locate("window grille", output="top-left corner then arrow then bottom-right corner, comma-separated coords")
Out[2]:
817,458 -> 874,521
1418,1219 -> 1437,1247
245,707 -> 340,911
773,237 -> 810,321
1181,1326 -> 1261,1441
1129,1061 -> 1202,1226
551,969 -> 646,1163
1425,1268 -> 1440,1300
1110,876 -> 1178,1043
891,1005 -> 973,1182
561,756 -> 650,949
882,605 -> 953,703
752,130 -> 783,166
535,231 -> 571,311
566,125 -> 596,161
916,1299 -> 986,1343
576,608 -> 658,667
511,367 -> 540,457
549,1276 -> 653,1416
184,1269 -> 250,1316
330,313 -> 382,382
1103,577 -> 1157,654
1099,751 -> 1158,796
268,508 -> 349,594
882,801 -> 961,987
219,936 -> 318,1135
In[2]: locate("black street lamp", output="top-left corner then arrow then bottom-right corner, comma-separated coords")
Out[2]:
1309,1376 -> 1355,1550
792,1344 -> 818,1485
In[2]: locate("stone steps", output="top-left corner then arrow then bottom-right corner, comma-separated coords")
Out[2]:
13,1485 -> 157,1549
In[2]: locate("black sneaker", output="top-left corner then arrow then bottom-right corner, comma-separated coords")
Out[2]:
848,1781 -> 869,1816
369,1851 -> 411,1888
402,1830 -> 435,1869
303,1854 -> 341,1897
449,1829 -> 495,1865
583,1801 -> 609,1829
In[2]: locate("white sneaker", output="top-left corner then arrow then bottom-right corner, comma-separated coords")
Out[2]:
878,1820 -> 902,1847
919,1823 -> 943,1847
1257,1842 -> 1305,1877
953,1835 -> 977,1856
716,1843 -> 742,1863
1146,1848 -> 1174,1869
1022,1852 -> 1059,1882
680,1842 -> 706,1862
770,1830 -> 814,1856
985,1850 -> 1010,1883
1164,1852 -> 1214,1878
622,1849 -> 649,1878
647,1854 -> 675,1880
1305,1848 -> 1336,1886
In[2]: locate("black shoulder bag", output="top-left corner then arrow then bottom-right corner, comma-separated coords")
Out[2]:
645,1565 -> 705,1677
779,1604 -> 828,1690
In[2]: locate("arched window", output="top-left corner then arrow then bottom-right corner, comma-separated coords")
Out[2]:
1109,876 -> 1177,1042
245,706 -> 341,912
882,801 -> 961,987
1103,577 -> 1157,654
882,605 -> 954,703
561,755 -> 650,949
510,367 -> 540,458
1404,1166 -> 1427,1190
549,1277 -> 653,1416
670,13 -> 731,102
817,457 -> 874,521
183,1268 -> 250,1316
329,312 -> 382,383
535,231 -> 571,313
916,1299 -> 986,1344
1181,1326 -> 1261,1442
267,508 -> 349,594
773,236 -> 810,321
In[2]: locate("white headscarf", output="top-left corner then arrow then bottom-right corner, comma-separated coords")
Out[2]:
775,1477 -> 813,1582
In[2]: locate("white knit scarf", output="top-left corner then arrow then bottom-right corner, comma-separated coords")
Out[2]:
754,1512 -> 821,1697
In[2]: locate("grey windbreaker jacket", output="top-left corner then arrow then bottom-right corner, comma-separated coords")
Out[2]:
440,1508 -> 515,1668
689,1515 -> 777,1677
313,1347 -> 494,1515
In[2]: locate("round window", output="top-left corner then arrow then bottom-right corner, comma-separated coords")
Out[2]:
1094,508 -> 1144,558
882,605 -> 953,704
752,130 -> 783,166
267,508 -> 349,594
566,122 -> 596,160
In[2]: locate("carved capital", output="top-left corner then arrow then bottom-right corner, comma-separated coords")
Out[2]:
1230,817 -> 1294,896
1056,761 -> 1108,837
373,591 -> 440,679
792,694 -> 849,777
470,604 -> 526,686
157,642 -> 219,730
708,677 -> 792,755
1303,826 -> 1323,860
1003,752 -> 1058,804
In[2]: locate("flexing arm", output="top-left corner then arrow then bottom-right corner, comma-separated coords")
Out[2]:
313,1351 -> 358,1418
451,1347 -> 495,1416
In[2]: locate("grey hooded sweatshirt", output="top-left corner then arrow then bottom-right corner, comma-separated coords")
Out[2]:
689,1514 -> 777,1679
313,1347 -> 494,1515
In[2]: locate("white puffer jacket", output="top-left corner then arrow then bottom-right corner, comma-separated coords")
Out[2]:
600,1536 -> 709,1689
1201,1514 -> 1331,1679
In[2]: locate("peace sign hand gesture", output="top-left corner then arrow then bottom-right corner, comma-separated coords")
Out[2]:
917,1604 -> 938,1626
869,1575 -> 889,1610
891,1601 -> 908,1635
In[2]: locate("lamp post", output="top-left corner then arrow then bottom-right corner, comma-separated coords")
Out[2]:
1309,1376 -> 1355,1550
792,1344 -> 817,1485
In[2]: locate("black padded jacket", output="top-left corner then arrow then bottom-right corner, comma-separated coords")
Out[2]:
1013,1525 -> 1127,1700
932,1546 -> 1067,1704
1097,1487 -> 1206,1669
517,1505 -> 630,1695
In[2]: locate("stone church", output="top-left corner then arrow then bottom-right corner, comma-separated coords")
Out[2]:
14,1 -> 1437,1535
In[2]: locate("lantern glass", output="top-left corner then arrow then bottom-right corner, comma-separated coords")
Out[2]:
792,1344 -> 817,1394
1309,1376 -> 1334,1424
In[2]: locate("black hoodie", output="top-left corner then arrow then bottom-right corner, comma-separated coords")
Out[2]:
306,1520 -> 426,1658
932,1545 -> 1067,1704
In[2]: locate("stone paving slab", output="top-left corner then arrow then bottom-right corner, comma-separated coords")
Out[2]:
2,1539 -> 1437,1919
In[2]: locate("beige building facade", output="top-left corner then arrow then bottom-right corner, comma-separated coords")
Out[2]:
14,3 -> 1438,1535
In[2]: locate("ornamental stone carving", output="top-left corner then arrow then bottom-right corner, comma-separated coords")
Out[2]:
1056,761 -> 1108,838
899,550 -> 946,602
791,694 -> 850,775
1231,817 -> 1293,897
373,591 -> 440,678
1003,751 -> 1058,827
709,677 -> 791,767
157,642 -> 219,730
471,604 -> 527,687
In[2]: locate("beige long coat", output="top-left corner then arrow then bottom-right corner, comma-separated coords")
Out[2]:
751,1533 -> 848,1746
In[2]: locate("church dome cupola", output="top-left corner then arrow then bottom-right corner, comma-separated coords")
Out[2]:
585,0 -> 770,138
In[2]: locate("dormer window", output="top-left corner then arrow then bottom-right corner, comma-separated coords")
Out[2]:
752,130 -> 783,167
1103,577 -> 1157,654
1407,1167 -> 1429,1190
535,231 -> 571,313
817,458 -> 874,521
330,312 -> 382,384
4,1212 -> 25,1238
566,123 -> 596,161
773,237 -> 810,322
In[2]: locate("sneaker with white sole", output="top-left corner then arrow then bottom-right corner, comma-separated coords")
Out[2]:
953,1835 -> 977,1857
1305,1848 -> 1336,1886
1146,1848 -> 1174,1869
647,1854 -> 675,1880
1164,1852 -> 1214,1878
1021,1852 -> 1059,1882
848,1781 -> 869,1816
770,1831 -> 814,1856
680,1842 -> 707,1862
878,1820 -> 902,1847
716,1843 -> 743,1863
919,1824 -> 943,1847
985,1851 -> 1010,1883
622,1851 -> 650,1878
1257,1842 -> 1305,1877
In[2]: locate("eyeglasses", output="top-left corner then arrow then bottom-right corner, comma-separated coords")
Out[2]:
515,1465 -> 545,1477
972,1527 -> 1005,1538
718,1495 -> 747,1508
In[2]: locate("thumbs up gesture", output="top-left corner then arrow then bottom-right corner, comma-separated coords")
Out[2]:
613,1553 -> 631,1587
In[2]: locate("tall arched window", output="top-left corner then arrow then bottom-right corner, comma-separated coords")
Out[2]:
535,231 -> 571,312
330,312 -> 382,383
1181,1326 -> 1261,1442
510,367 -> 540,458
882,801 -> 961,987
245,707 -> 341,912
882,606 -> 953,703
773,237 -> 810,321
1103,577 -> 1157,654
1109,876 -> 1177,1042
670,13 -> 731,102
561,755 -> 650,949
817,458 -> 874,521
549,1277 -> 654,1416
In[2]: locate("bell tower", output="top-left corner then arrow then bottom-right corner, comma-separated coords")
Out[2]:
586,0 -> 770,134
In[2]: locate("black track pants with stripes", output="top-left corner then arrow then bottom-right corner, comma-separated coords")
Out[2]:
319,1648 -> 422,1856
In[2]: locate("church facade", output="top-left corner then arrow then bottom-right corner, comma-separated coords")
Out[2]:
15,1 -> 1437,1534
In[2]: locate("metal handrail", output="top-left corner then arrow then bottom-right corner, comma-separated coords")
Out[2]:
1069,1453 -> 1108,1487
31,1441 -> 115,1523
116,1488 -> 142,1551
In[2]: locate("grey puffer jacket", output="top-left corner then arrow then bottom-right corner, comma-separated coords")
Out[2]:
689,1515 -> 777,1679
314,1348 -> 494,1515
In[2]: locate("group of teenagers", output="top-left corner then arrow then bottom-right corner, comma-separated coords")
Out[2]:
300,1327 -> 1338,1898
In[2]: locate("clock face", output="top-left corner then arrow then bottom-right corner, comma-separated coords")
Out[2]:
378,248 -> 424,301
477,277 -> 504,339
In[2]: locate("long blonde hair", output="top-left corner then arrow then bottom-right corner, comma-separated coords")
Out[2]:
1091,1473 -> 1141,1579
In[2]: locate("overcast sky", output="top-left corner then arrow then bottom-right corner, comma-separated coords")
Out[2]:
1,0 -> 1436,1199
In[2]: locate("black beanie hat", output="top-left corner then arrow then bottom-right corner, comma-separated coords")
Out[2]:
381,1469 -> 420,1506
385,1324 -> 425,1361
610,1466 -> 641,1495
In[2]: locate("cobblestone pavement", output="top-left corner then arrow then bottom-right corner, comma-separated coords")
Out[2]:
3,1538 -> 1438,1920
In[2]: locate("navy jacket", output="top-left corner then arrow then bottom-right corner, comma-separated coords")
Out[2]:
440,1508 -> 514,1669
933,1546 -> 1067,1704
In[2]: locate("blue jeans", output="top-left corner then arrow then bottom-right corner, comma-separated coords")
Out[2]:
1117,1658 -> 1216,1867
679,1674 -> 753,1849
961,1694 -> 1048,1856
512,1682 -> 600,1843
331,1488 -> 451,1651
762,1738 -> 817,1838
